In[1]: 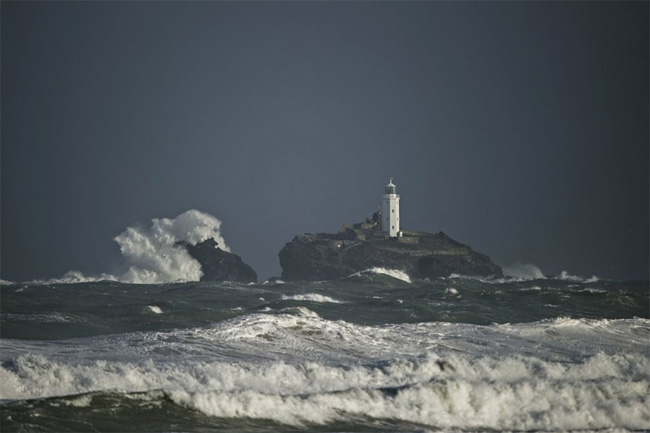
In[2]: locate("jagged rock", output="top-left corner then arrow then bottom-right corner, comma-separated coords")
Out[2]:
181,238 -> 257,283
279,229 -> 502,281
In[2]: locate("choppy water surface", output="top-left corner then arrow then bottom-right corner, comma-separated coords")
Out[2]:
1,271 -> 649,432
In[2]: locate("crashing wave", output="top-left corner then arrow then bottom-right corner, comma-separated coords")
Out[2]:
354,268 -> 411,283
28,210 -> 230,285
27,270 -> 118,285
146,305 -> 164,314
558,270 -> 600,283
281,294 -> 343,303
2,341 -> 648,431
502,263 -> 546,280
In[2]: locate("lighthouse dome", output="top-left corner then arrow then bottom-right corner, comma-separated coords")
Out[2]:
384,178 -> 397,195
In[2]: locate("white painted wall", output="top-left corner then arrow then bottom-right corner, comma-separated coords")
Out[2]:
381,179 -> 400,237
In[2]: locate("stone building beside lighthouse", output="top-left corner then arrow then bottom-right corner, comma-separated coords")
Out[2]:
381,178 -> 400,237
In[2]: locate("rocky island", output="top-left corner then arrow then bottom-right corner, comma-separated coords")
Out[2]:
279,224 -> 502,281
180,238 -> 257,283
279,179 -> 502,281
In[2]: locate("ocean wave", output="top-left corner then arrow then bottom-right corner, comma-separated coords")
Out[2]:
25,210 -> 231,285
2,316 -> 648,399
146,305 -> 164,314
262,279 -> 285,285
1,313 -> 76,323
558,270 -> 601,283
2,350 -> 648,431
449,271 -> 546,284
281,293 -> 343,303
168,370 -> 650,430
502,263 -> 546,280
353,268 -> 412,283
447,273 -> 516,284
26,270 -> 118,285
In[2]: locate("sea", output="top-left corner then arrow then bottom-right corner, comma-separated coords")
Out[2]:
1,269 -> 649,432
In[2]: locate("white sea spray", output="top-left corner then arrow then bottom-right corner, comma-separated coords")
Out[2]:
2,342 -> 647,430
356,268 -> 411,283
559,270 -> 601,283
2,278 -> 648,432
281,294 -> 343,303
147,305 -> 163,314
502,263 -> 546,280
28,210 -> 230,285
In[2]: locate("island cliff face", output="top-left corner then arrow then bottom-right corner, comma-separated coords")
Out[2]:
279,226 -> 502,281
181,238 -> 257,283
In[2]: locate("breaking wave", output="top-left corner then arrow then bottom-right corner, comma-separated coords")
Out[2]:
146,305 -> 163,314
2,316 -> 649,431
355,268 -> 412,283
167,368 -> 649,430
502,263 -> 546,280
558,270 -> 600,283
30,210 -> 229,285
281,294 -> 343,303
114,210 -> 229,284
27,270 -> 117,285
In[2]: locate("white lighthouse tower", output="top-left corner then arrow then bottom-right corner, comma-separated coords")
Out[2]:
381,178 -> 400,237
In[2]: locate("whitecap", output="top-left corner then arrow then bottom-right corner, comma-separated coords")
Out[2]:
281,294 -> 343,304
502,263 -> 546,280
356,268 -> 411,283
147,305 -> 163,314
262,279 -> 285,285
557,270 -> 600,283
28,270 -> 118,285
282,306 -> 320,318
32,210 -> 232,285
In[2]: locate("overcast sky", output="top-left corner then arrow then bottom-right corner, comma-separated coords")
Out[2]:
2,1 -> 648,281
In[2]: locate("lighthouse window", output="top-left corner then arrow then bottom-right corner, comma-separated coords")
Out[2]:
392,209 -> 394,213
392,226 -> 395,229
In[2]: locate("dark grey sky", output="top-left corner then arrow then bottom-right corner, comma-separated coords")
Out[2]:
2,1 -> 648,281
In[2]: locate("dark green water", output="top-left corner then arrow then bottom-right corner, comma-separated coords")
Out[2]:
2,275 -> 647,340
1,273 -> 649,432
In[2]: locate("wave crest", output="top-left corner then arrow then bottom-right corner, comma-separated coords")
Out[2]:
30,210 -> 230,285
4,348 -> 647,431
355,268 -> 411,283
114,210 -> 229,284
502,263 -> 546,280
281,294 -> 343,304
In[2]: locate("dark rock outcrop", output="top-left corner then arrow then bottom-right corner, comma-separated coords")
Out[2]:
279,229 -> 502,281
181,238 -> 257,283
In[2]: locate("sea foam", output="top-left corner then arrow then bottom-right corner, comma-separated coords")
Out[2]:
30,210 -> 230,285
281,294 -> 343,303
2,348 -> 647,431
502,263 -> 546,280
356,268 -> 411,283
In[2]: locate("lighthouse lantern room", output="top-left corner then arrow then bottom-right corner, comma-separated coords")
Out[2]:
381,178 -> 400,237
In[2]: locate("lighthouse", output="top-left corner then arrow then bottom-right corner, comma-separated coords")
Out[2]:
381,178 -> 400,237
